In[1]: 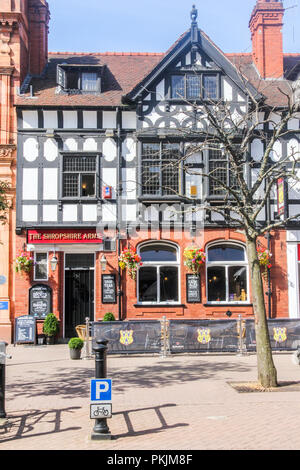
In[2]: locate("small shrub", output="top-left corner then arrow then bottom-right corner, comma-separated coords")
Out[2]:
68,338 -> 84,350
43,313 -> 59,337
103,312 -> 116,322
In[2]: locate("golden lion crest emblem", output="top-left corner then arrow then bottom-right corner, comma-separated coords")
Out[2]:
120,329 -> 134,346
273,327 -> 287,343
197,328 -> 211,344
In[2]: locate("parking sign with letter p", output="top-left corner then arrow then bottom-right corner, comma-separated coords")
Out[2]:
91,379 -> 112,402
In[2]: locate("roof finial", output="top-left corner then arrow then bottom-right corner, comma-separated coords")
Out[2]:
191,4 -> 198,22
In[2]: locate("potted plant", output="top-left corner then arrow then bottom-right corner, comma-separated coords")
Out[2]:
43,313 -> 59,344
68,337 -> 84,359
103,312 -> 115,322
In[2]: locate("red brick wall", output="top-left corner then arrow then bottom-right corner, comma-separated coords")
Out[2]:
13,228 -> 289,337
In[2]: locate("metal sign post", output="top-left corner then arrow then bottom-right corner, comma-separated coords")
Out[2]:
90,340 -> 112,440
0,342 -> 12,419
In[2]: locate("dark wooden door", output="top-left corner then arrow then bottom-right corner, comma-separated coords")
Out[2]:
65,269 -> 94,338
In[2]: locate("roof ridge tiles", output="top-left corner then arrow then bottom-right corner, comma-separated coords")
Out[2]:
48,51 -> 164,56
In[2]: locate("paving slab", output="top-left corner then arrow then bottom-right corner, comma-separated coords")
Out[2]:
0,344 -> 300,450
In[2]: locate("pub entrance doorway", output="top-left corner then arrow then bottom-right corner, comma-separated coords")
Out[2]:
64,253 -> 95,338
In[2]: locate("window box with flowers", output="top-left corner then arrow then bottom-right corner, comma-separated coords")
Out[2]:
119,247 -> 142,280
15,252 -> 35,275
183,247 -> 206,274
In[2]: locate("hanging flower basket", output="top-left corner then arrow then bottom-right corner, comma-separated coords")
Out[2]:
15,252 -> 35,275
257,247 -> 272,279
183,247 -> 206,274
119,247 -> 142,280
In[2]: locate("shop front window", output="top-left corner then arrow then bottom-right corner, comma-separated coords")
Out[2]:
206,243 -> 248,303
138,242 -> 180,304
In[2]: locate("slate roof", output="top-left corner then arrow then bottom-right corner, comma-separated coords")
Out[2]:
15,29 -> 300,109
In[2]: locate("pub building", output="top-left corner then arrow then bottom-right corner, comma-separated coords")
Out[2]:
4,0 -> 300,341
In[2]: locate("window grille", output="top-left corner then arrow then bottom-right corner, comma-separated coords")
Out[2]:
141,143 -> 180,196
62,155 -> 97,198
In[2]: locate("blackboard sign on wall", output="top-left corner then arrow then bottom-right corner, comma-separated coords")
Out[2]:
102,274 -> 117,304
186,274 -> 201,303
15,315 -> 36,344
29,284 -> 52,318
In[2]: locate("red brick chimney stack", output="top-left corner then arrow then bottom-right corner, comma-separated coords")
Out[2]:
28,0 -> 50,76
249,0 -> 285,79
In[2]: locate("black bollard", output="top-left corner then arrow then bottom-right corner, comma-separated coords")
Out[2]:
91,339 -> 112,440
0,342 -> 8,419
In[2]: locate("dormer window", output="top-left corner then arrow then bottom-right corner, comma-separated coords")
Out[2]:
171,73 -> 218,100
57,65 -> 102,94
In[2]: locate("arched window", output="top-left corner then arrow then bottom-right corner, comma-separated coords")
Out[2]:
137,242 -> 180,304
206,243 -> 248,303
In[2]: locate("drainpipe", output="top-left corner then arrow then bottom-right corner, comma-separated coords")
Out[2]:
116,107 -> 123,321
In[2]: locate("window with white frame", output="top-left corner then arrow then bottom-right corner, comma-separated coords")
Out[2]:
138,242 -> 180,304
206,243 -> 248,303
34,253 -> 48,281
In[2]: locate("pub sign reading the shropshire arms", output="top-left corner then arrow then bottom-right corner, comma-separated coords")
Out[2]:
27,229 -> 103,244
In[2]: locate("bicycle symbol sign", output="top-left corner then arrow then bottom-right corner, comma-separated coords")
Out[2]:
90,403 -> 112,419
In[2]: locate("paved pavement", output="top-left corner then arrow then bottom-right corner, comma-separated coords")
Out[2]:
1,343 -> 300,451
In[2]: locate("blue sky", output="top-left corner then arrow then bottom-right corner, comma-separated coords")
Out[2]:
48,0 -> 300,54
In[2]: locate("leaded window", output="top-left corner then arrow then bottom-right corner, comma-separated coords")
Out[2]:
171,74 -> 218,100
141,143 -> 180,197
63,155 -> 97,198
208,146 -> 239,196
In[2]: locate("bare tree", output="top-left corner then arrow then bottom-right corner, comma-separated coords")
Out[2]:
139,75 -> 300,388
0,181 -> 10,226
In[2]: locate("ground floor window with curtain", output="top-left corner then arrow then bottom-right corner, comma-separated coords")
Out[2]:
206,243 -> 248,302
138,242 -> 179,304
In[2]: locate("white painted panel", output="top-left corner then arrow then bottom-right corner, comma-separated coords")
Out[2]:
83,111 -> 97,129
122,137 -> 136,161
22,110 -> 38,129
23,205 -> 38,222
103,111 -> 116,129
44,138 -> 58,161
223,78 -> 233,101
269,112 -> 281,130
287,138 -> 300,160
64,138 -> 77,151
122,204 -> 136,222
186,52 -> 191,65
102,203 -> 116,222
63,110 -> 77,129
43,111 -> 58,129
43,205 -> 58,222
156,80 -> 165,101
23,137 -> 38,162
122,111 -> 136,129
102,168 -> 116,198
270,140 -> 282,162
103,138 -> 116,161
251,168 -> 264,199
22,168 -> 38,200
63,204 -> 77,222
251,139 -> 264,162
43,168 -> 58,200
82,204 -> 97,221
122,168 -> 136,199
288,118 -> 299,131
83,138 -> 97,151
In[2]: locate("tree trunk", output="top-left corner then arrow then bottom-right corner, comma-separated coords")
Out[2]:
246,237 -> 278,388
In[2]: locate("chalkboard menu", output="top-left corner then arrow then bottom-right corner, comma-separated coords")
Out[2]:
102,274 -> 117,304
186,274 -> 201,303
29,284 -> 52,318
15,315 -> 36,344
